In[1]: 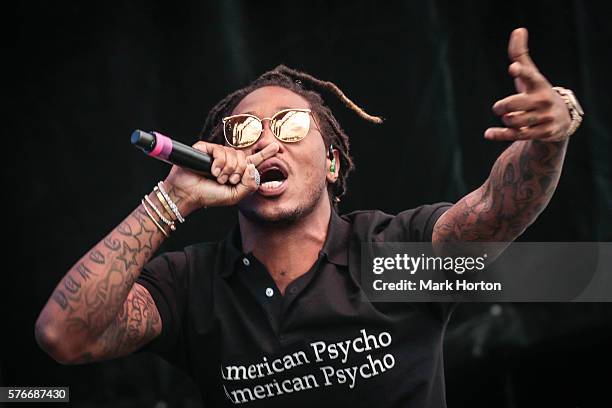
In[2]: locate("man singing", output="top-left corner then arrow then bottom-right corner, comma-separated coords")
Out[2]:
35,28 -> 582,407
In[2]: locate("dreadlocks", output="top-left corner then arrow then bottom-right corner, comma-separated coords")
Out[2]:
199,65 -> 383,203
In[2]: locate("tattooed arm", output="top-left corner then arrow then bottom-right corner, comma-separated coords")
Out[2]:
35,141 -> 273,364
34,188 -> 185,364
433,28 -> 576,251
433,139 -> 567,247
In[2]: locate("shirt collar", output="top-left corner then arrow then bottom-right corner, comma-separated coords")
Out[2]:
320,209 -> 351,266
220,209 -> 351,277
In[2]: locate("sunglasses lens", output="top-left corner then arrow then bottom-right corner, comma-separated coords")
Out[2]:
271,110 -> 311,142
224,116 -> 262,148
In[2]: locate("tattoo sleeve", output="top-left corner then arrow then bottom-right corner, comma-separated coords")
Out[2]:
36,186 -> 188,363
433,139 -> 568,246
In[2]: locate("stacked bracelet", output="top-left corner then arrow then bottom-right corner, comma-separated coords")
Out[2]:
139,181 -> 187,238
154,188 -> 177,222
144,195 -> 176,231
141,199 -> 169,237
156,181 -> 185,223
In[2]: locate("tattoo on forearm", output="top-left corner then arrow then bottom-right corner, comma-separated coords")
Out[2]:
44,187 -> 189,359
434,139 -> 567,242
52,290 -> 69,310
64,276 -> 81,294
88,250 -> 105,264
117,241 -> 139,271
103,236 -> 121,251
76,263 -> 96,281
117,221 -> 133,236
48,202 -> 166,350
133,208 -> 156,252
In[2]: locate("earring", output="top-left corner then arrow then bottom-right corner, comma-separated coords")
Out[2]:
329,144 -> 336,173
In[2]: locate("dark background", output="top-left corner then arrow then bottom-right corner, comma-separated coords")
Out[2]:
5,0 -> 612,407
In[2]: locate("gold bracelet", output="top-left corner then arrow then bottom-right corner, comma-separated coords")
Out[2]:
144,195 -> 176,231
141,199 -> 169,238
157,182 -> 185,223
155,188 -> 177,221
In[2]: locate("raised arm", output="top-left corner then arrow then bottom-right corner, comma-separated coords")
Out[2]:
35,141 -> 276,364
433,28 -> 580,248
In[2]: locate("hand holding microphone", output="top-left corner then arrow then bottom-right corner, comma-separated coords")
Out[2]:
132,130 -> 279,213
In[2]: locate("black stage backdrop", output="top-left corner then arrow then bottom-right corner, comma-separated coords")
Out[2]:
5,1 -> 612,407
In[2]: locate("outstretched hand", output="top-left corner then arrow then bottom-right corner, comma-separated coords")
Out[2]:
484,28 -> 571,142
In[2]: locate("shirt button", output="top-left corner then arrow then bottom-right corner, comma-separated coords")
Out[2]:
242,257 -> 250,266
265,287 -> 274,297
289,287 -> 298,295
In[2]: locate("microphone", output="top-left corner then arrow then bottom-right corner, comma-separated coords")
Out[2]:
131,130 -> 213,177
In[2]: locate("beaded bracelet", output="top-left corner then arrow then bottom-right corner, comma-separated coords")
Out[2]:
144,194 -> 176,231
141,199 -> 169,237
157,181 -> 185,223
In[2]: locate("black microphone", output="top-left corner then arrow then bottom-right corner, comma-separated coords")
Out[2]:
131,130 -> 213,177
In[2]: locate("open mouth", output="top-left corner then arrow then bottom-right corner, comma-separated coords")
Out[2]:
257,163 -> 288,196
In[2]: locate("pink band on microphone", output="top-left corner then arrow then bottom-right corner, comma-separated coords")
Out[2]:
150,132 -> 173,160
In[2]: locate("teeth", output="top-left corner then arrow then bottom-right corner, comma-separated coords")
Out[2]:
262,180 -> 283,189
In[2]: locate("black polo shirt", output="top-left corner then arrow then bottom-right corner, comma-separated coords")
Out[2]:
137,203 -> 455,407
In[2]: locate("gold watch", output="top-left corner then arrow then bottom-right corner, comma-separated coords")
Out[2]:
552,86 -> 584,137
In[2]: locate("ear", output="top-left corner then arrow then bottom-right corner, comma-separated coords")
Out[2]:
326,147 -> 340,183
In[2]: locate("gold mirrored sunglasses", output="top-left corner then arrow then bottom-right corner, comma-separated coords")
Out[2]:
222,108 -> 316,148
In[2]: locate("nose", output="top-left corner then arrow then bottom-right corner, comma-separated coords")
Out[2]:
250,119 -> 282,155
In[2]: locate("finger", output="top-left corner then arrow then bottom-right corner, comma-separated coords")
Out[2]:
492,93 -> 536,115
192,140 -> 213,153
211,145 -> 227,179
508,28 -> 536,67
230,150 -> 247,185
231,164 -> 260,202
514,76 -> 527,94
246,142 -> 280,167
193,141 -> 225,177
484,127 -> 521,141
514,123 -> 560,140
219,147 -> 238,184
501,111 -> 554,129
508,61 -> 548,91
484,123 -> 556,141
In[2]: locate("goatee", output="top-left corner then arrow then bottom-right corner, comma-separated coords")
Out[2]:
238,181 -> 326,227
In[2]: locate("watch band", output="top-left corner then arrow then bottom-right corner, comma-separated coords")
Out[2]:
552,86 -> 584,138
